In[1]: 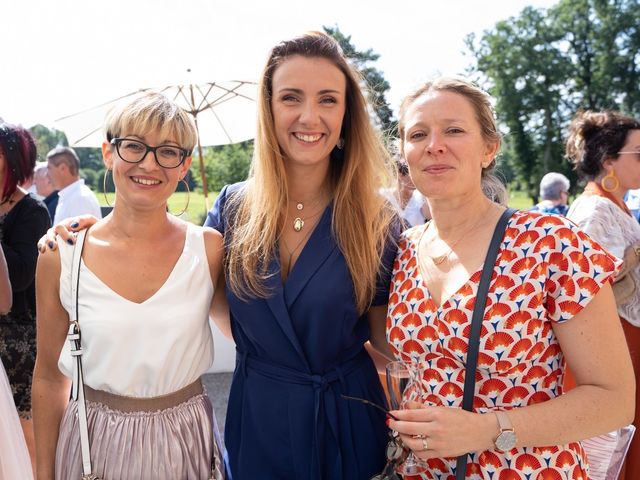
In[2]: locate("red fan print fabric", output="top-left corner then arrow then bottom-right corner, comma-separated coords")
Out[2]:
386,211 -> 620,480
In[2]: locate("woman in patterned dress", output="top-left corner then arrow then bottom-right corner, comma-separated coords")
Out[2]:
373,77 -> 635,479
565,110 -> 640,480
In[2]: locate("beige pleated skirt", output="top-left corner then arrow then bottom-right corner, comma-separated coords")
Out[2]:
55,380 -> 225,480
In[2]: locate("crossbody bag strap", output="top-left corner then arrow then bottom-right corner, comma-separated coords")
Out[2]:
65,230 -> 96,478
455,208 -> 515,480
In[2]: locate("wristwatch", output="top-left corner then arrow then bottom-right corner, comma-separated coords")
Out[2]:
493,411 -> 517,451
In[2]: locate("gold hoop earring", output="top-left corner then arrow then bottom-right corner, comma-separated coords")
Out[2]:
102,169 -> 112,207
601,169 -> 619,192
170,178 -> 190,217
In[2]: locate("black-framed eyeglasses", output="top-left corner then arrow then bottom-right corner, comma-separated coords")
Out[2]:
110,138 -> 190,169
340,395 -> 406,479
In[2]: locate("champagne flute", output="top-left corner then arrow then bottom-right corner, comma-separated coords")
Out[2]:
386,360 -> 428,475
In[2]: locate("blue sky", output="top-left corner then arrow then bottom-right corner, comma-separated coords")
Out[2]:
1,0 -> 558,129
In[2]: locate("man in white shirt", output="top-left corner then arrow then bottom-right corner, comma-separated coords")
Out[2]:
46,146 -> 102,224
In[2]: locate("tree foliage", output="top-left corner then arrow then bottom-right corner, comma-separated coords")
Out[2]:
466,0 -> 640,201
29,125 -> 68,162
323,25 -> 396,137
191,141 -> 253,193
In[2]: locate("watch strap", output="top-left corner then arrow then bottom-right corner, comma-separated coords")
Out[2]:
495,410 -> 513,433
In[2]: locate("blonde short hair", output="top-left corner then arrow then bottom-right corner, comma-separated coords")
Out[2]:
104,92 -> 198,151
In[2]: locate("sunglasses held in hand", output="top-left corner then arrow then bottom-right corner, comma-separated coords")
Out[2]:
340,394 -> 409,479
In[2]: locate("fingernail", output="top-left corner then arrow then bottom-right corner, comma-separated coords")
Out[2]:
67,239 -> 74,245
48,242 -> 54,248
386,418 -> 390,427
70,221 -> 79,228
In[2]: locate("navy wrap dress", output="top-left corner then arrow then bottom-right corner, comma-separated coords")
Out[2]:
205,182 -> 398,479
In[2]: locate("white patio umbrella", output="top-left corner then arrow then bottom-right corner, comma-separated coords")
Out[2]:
55,79 -> 258,208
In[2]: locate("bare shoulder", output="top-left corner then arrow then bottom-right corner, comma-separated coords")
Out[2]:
202,226 -> 224,270
202,226 -> 223,248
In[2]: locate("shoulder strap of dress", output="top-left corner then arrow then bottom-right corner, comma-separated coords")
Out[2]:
456,207 -> 516,480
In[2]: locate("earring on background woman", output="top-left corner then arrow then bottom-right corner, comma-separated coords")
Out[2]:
601,168 -> 620,192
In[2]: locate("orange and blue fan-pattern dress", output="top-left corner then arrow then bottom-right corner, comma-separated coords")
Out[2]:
386,211 -> 620,480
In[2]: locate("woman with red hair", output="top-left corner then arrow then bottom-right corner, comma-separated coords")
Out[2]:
0,123 -> 50,472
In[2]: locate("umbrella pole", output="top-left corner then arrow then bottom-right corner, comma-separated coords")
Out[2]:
194,118 -> 209,212
189,81 -> 209,213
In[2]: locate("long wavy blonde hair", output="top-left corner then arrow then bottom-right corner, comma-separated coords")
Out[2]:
226,31 -> 395,314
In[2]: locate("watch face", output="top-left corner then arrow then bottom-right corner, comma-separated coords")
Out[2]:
495,430 -> 517,451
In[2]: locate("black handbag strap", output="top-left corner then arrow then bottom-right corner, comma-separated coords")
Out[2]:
455,208 -> 515,480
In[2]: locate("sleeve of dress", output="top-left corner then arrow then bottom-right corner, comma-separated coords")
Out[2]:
545,219 -> 621,323
571,202 -> 626,259
203,184 -> 230,234
1,202 -> 51,292
371,215 -> 401,307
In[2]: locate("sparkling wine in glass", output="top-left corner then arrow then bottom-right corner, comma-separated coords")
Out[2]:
385,360 -> 428,475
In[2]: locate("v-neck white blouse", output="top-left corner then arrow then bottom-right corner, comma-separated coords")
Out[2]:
57,223 -> 215,397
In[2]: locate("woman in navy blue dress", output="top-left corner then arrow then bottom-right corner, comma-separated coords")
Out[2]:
205,32 -> 398,479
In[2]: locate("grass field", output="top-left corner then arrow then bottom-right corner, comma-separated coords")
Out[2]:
507,190 -> 534,210
101,189 -> 534,225
102,191 -> 216,225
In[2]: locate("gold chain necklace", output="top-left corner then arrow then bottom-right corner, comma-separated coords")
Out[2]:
421,212 -> 489,265
290,192 -> 326,232
280,216 -> 321,277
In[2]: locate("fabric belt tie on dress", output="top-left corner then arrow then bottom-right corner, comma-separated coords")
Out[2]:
237,349 -> 371,479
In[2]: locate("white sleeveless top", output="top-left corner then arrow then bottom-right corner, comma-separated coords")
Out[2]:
57,223 -> 215,397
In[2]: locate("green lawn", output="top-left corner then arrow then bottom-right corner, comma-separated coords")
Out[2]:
102,191 -> 217,225
507,190 -> 533,210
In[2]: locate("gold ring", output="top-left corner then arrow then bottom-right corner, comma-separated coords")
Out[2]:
421,436 -> 428,451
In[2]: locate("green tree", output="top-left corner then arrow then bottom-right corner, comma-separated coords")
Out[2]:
191,141 -> 253,193
29,125 -> 68,162
466,0 -> 640,202
323,25 -> 396,137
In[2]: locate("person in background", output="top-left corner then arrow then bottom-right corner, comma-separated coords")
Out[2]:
46,146 -> 102,223
529,171 -> 571,216
0,123 -> 51,474
381,156 -> 429,228
624,188 -> 640,222
0,246 -> 33,479
565,110 -> 640,480
377,77 -> 634,479
33,93 -> 226,479
33,162 -> 58,220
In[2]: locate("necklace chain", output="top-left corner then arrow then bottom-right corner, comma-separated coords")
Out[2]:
420,212 -> 490,265
281,215 -> 321,277
290,192 -> 328,232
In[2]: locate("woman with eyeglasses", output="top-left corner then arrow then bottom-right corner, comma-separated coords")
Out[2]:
565,110 -> 640,480
32,93 -> 226,479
